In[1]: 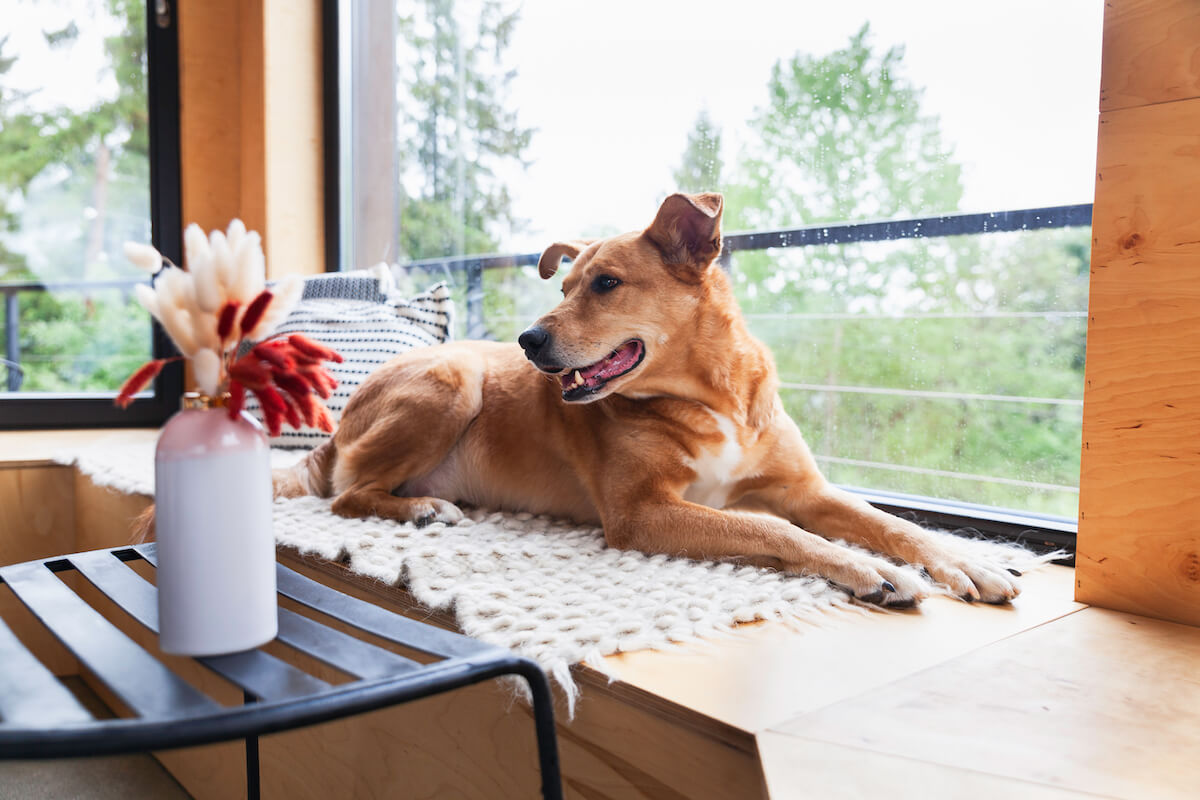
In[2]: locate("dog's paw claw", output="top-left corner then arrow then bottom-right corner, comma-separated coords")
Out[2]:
414,513 -> 436,528
926,557 -> 1020,605
881,580 -> 897,594
1007,567 -> 1023,577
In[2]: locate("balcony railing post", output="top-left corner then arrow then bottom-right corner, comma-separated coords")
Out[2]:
5,289 -> 19,392
465,259 -> 485,339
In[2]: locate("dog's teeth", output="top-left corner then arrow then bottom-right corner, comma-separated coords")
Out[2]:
574,370 -> 583,388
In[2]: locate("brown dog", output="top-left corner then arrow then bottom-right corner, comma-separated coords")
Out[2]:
276,193 -> 1020,606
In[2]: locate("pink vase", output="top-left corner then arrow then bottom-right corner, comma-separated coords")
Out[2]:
154,393 -> 278,655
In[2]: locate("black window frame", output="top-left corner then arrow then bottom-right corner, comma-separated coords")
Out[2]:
1,0 -> 184,430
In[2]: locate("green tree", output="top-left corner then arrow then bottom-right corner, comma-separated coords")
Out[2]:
700,23 -> 1088,517
673,110 -> 723,193
729,23 -> 960,229
726,23 -> 964,316
0,1 -> 152,391
397,0 -> 533,261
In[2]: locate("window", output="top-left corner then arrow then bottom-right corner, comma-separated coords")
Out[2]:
0,0 -> 182,428
332,1 -> 1101,548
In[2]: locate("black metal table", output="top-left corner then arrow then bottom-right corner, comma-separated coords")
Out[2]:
0,544 -> 563,799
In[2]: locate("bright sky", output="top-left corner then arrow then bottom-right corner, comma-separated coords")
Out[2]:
6,3 -> 120,113
3,1 -> 1104,263
498,0 -> 1103,251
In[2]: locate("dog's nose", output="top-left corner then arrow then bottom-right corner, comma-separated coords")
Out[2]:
518,326 -> 550,357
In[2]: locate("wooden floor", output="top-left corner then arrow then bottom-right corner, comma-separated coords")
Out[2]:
4,430 -> 1200,799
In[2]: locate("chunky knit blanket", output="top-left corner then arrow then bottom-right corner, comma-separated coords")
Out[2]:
58,439 -> 1051,710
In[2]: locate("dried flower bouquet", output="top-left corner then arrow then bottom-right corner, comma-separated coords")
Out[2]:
116,220 -> 342,435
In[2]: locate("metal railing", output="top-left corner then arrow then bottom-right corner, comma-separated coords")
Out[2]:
397,203 -> 1092,338
2,202 -> 1091,387
1,279 -> 140,392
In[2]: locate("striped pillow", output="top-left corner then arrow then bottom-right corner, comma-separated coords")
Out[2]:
244,269 -> 454,448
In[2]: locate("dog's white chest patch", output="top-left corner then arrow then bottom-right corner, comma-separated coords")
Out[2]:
683,411 -> 743,509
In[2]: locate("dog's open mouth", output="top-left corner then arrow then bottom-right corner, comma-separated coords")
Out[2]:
559,340 -> 645,401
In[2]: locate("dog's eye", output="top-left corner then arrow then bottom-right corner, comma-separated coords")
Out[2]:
591,275 -> 621,293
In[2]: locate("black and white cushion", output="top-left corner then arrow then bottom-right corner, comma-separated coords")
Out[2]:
244,265 -> 454,448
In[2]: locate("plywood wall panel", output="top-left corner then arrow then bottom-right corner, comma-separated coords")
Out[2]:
1077,96 -> 1200,626
0,466 -> 75,566
1100,0 -> 1200,112
177,0 -> 323,278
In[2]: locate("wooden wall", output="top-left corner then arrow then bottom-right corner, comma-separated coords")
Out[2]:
178,0 -> 325,279
1077,0 -> 1200,626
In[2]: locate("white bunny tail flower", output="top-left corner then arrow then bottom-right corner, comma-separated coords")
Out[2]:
210,230 -> 236,290
230,231 -> 265,304
226,219 -> 247,255
157,301 -> 198,356
161,267 -> 195,310
123,242 -> 163,273
247,275 -> 303,340
189,305 -> 221,353
134,283 -> 160,319
192,347 -> 222,397
190,253 -> 223,313
183,223 -> 211,267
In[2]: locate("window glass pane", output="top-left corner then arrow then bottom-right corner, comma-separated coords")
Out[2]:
349,0 -> 1102,520
0,0 -> 152,396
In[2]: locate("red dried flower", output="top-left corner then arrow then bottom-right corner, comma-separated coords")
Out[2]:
313,402 -> 335,433
227,381 -> 246,420
217,301 -> 240,341
114,359 -> 167,408
251,341 -> 294,371
229,357 -> 273,388
240,289 -> 274,335
288,333 -> 343,364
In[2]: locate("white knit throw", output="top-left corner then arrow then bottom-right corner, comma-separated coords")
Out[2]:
57,439 -> 1050,710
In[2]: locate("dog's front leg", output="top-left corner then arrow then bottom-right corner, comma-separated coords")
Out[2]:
604,500 -> 929,607
763,483 -> 1021,604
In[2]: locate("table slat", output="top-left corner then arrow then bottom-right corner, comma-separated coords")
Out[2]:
139,542 -> 495,659
276,607 -> 423,680
0,562 -> 220,720
0,615 -> 93,728
275,559 -> 497,659
69,550 -> 333,703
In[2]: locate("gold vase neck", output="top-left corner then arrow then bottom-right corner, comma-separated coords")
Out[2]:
182,391 -> 230,410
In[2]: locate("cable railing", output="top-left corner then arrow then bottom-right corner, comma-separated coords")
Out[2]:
1,279 -> 139,392
3,205 -> 1090,507
2,203 -> 1090,400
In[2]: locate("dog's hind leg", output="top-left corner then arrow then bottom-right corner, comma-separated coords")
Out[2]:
327,349 -> 485,526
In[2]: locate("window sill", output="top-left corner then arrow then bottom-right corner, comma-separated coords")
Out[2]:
0,428 -> 159,470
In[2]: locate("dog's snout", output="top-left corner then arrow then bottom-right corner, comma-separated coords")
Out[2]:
518,326 -> 550,357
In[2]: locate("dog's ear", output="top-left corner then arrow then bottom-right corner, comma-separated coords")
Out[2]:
645,192 -> 724,271
537,240 -> 594,279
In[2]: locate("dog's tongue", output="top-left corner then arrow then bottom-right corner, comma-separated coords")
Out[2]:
560,340 -> 643,390
583,341 -> 642,381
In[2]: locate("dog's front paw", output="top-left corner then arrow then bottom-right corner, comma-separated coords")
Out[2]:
924,557 -> 1020,604
825,556 -> 929,608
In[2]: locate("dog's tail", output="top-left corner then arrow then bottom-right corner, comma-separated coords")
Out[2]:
273,438 -> 337,499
